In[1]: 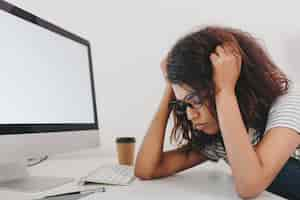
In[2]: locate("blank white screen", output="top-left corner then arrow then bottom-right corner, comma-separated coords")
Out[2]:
0,10 -> 95,124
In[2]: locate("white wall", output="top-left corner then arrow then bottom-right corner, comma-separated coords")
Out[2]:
7,0 -> 300,153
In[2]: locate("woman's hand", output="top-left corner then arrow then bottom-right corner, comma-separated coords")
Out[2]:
209,42 -> 242,95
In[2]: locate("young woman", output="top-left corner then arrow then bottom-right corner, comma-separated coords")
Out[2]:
134,26 -> 300,199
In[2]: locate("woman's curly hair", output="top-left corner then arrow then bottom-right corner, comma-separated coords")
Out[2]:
166,26 -> 290,151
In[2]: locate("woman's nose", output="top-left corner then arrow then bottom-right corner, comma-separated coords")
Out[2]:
186,107 -> 199,120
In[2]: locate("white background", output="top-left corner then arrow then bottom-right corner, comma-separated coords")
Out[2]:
6,0 -> 300,153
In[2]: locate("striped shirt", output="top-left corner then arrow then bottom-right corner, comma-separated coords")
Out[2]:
199,82 -> 300,163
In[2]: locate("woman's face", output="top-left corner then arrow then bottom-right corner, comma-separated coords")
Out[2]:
172,84 -> 220,135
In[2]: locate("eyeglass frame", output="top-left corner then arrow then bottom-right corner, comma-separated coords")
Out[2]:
169,91 -> 208,116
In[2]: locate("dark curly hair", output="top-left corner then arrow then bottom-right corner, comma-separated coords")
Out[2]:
166,25 -> 290,151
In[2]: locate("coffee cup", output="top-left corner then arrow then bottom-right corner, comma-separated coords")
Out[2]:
116,137 -> 136,166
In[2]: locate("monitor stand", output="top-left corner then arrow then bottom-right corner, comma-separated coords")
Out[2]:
0,160 -> 74,193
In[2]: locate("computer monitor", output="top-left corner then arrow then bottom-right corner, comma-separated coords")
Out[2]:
0,0 -> 99,192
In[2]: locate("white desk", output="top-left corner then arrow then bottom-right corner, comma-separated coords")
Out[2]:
0,148 -> 285,200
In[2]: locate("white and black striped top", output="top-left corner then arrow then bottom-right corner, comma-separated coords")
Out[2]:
199,82 -> 300,163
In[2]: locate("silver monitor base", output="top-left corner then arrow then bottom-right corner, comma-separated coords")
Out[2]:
0,160 -> 74,193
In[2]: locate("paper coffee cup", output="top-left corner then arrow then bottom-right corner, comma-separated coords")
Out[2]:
116,137 -> 136,166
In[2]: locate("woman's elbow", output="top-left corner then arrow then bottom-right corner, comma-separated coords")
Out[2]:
235,181 -> 265,199
134,172 -> 154,180
237,190 -> 262,199
134,166 -> 154,180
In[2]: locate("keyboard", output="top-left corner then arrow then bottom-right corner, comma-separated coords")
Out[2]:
79,164 -> 136,186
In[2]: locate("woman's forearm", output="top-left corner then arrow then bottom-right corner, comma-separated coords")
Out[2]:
134,85 -> 174,177
215,90 -> 264,195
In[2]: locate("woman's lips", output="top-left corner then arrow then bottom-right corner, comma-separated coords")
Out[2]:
195,123 -> 207,130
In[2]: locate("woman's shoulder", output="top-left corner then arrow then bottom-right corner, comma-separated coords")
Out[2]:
269,81 -> 300,110
265,81 -> 300,134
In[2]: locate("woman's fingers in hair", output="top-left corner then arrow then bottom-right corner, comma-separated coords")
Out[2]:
209,53 -> 220,64
215,45 -> 226,57
223,42 -> 242,66
210,42 -> 241,66
223,41 -> 240,56
213,43 -> 238,57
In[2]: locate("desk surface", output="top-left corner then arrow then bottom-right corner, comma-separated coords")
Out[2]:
0,148 -> 285,200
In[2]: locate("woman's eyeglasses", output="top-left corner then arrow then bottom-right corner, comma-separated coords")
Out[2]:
169,92 -> 206,116
169,100 -> 192,116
